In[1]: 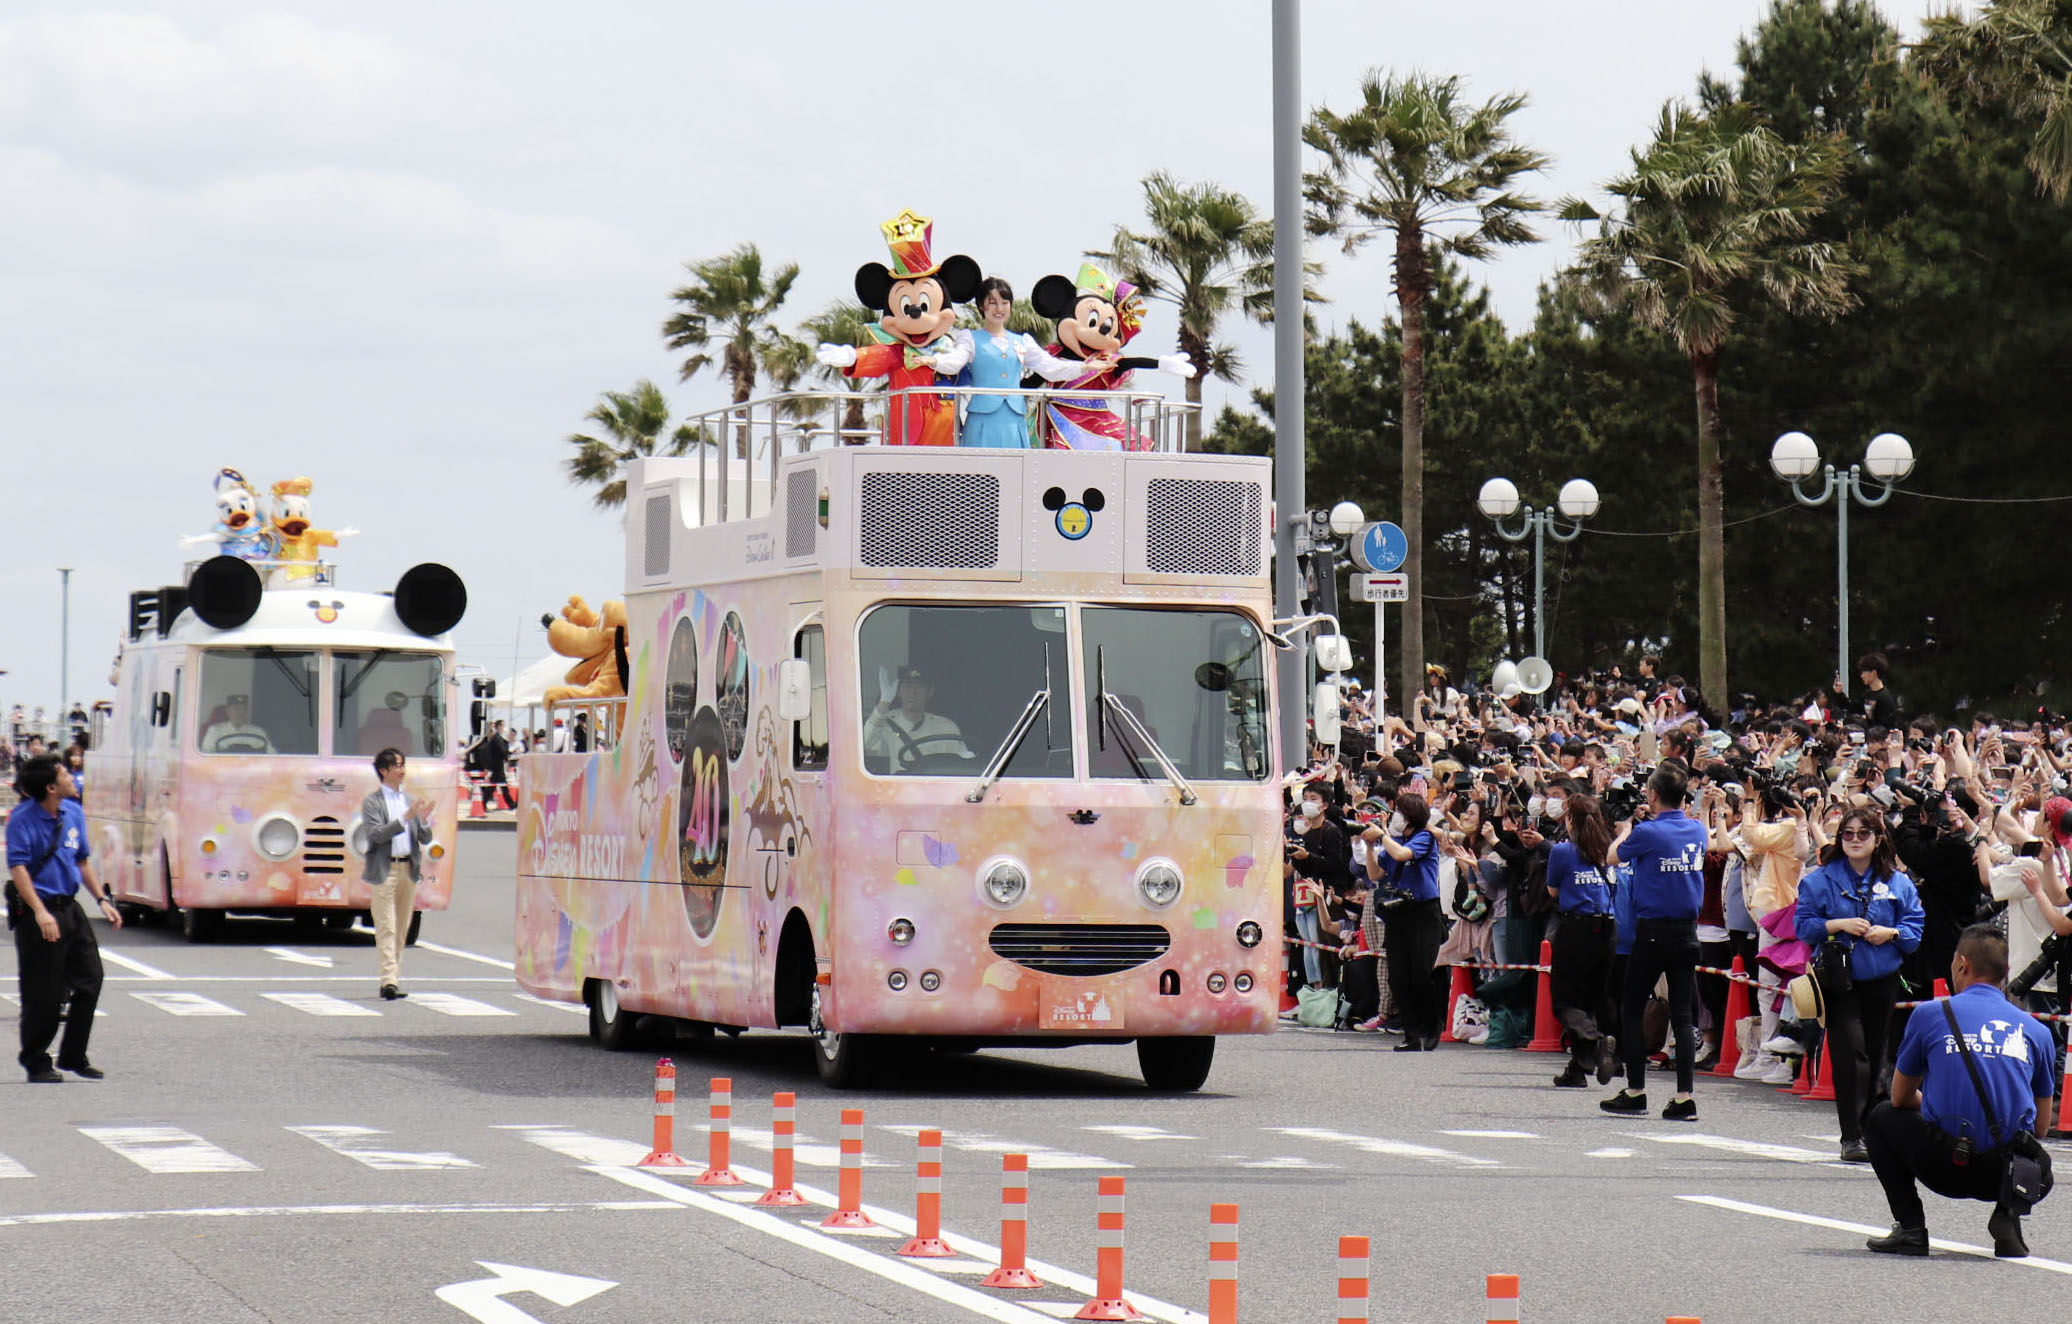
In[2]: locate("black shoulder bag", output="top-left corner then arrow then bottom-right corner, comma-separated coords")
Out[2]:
1942,998 -> 2053,1215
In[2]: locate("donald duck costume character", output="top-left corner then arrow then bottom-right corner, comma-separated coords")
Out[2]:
816,211 -> 981,446
179,468 -> 274,561
268,477 -> 356,583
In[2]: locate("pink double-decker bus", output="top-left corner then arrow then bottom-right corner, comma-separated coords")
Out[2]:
516,388 -> 1288,1088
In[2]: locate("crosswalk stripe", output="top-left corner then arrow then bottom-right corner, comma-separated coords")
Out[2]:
1083,1125 -> 1196,1142
263,992 -> 382,1018
0,993 -> 105,1017
408,992 -> 516,1017
496,1125 -> 651,1167
876,1125 -> 1124,1170
1626,1132 -> 1842,1165
1268,1126 -> 1504,1169
129,991 -> 242,1017
287,1125 -> 477,1170
0,1152 -> 30,1179
513,992 -> 588,1016
78,1126 -> 257,1174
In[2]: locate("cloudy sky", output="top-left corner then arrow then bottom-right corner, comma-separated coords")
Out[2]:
0,1 -> 1949,720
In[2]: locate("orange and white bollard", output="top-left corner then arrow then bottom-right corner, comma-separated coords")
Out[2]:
637,1057 -> 690,1168
1074,1174 -> 1142,1321
1486,1272 -> 1520,1323
1666,1317 -> 1701,1323
981,1154 -> 1043,1289
1206,1203 -> 1237,1324
1335,1235 -> 1369,1324
755,1091 -> 807,1207
819,1107 -> 876,1229
693,1076 -> 744,1186
897,1129 -> 955,1258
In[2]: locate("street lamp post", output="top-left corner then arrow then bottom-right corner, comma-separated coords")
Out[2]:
57,567 -> 72,726
1477,478 -> 1598,662
1769,431 -> 1915,699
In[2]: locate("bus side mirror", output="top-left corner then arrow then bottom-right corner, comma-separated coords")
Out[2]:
1313,682 -> 1342,746
151,691 -> 172,727
1314,634 -> 1354,673
776,658 -> 813,722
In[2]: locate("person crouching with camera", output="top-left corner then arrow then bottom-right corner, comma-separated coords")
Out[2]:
1795,808 -> 1924,1163
1864,925 -> 2055,1258
1361,792 -> 1445,1052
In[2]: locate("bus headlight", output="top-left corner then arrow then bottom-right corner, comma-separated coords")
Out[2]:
1234,972 -> 1254,994
1236,921 -> 1263,948
1135,858 -> 1183,910
979,857 -> 1029,908
254,815 -> 301,862
1206,972 -> 1228,994
919,970 -> 941,993
888,917 -> 916,946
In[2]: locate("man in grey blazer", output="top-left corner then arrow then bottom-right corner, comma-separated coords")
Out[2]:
361,747 -> 433,999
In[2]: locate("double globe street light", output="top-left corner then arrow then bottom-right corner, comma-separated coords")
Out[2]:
1477,477 -> 1600,664
1769,430 -> 1915,698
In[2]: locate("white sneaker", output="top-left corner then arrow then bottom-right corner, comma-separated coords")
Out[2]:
1733,1051 -> 1775,1081
1761,1057 -> 1799,1085
1468,1028 -> 1492,1046
1761,1035 -> 1802,1055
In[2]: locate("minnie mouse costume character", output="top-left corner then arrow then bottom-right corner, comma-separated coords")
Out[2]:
816,210 -> 980,446
1027,263 -> 1195,451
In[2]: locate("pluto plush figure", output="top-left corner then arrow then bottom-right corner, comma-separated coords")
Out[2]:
541,596 -> 629,706
179,468 -> 273,560
815,210 -> 981,445
268,477 -> 357,583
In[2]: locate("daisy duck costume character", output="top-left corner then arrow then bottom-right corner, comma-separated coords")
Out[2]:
815,210 -> 979,446
267,476 -> 356,584
180,467 -> 274,560
1027,263 -> 1195,451
949,276 -> 1088,449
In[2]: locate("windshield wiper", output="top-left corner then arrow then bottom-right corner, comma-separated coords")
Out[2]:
966,689 -> 1049,804
337,649 -> 395,704
1096,644 -> 1198,807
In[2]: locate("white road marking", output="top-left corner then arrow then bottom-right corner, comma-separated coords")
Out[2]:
0,993 -> 104,1016
1226,1155 -> 1338,1169
1268,1126 -> 1503,1169
79,1126 -> 257,1174
129,991 -> 242,1017
0,1151 -> 31,1179
105,974 -> 510,983
1083,1124 -> 1197,1142
497,1126 -> 651,1167
414,939 -> 516,970
877,1124 -> 1125,1170
263,992 -> 381,1018
1627,1132 -> 1846,1165
263,946 -> 334,968
703,1124 -> 892,1169
0,1199 -> 674,1229
1586,1148 -> 1636,1159
1680,1195 -> 2072,1274
288,1125 -> 477,1170
513,992 -> 586,1016
99,949 -> 174,979
1440,1130 -> 1541,1139
437,1261 -> 615,1324
408,991 -> 516,1017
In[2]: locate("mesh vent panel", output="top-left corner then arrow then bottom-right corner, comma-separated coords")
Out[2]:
643,493 -> 671,578
1145,478 -> 1261,576
859,472 -> 1000,569
785,470 -> 817,559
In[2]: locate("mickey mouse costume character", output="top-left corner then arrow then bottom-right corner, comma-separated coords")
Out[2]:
816,210 -> 980,446
179,467 -> 274,561
1027,263 -> 1195,451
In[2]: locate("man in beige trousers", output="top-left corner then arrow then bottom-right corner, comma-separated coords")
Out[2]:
361,747 -> 433,1000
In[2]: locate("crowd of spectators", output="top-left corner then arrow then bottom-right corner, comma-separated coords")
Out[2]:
1283,652 -> 2072,1158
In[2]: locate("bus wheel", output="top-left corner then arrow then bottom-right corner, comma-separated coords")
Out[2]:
587,979 -> 639,1051
323,911 -> 354,931
809,984 -> 874,1088
1137,1036 -> 1215,1092
180,906 -> 223,944
405,912 -> 422,947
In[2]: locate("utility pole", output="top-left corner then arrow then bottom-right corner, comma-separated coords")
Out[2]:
58,567 -> 73,724
1270,0 -> 1307,774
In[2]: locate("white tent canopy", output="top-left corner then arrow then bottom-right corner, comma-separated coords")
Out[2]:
492,655 -> 569,710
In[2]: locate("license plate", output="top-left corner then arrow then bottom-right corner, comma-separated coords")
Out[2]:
1040,984 -> 1124,1031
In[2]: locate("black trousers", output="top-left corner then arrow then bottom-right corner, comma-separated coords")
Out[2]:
1864,1100 -> 2006,1228
15,896 -> 103,1073
1383,898 -> 1446,1042
1623,917 -> 1699,1094
1820,971 -> 1900,1145
1551,912 -> 1617,1067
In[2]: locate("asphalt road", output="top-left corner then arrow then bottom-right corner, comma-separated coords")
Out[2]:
4,827 -> 2069,1323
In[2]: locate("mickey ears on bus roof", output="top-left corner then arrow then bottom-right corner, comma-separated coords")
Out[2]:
187,555 -> 265,630
393,563 -> 467,637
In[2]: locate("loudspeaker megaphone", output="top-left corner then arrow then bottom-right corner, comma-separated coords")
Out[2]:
1517,656 -> 1555,695
1490,659 -> 1520,696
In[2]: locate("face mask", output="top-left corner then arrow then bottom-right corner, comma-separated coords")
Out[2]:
1543,799 -> 1565,820
1527,796 -> 1545,818
1301,801 -> 1324,819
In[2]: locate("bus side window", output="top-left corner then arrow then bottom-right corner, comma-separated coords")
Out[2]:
793,626 -> 827,772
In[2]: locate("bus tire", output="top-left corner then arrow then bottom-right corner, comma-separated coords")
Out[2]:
587,979 -> 640,1051
809,983 -> 875,1088
1136,1036 -> 1215,1092
405,912 -> 422,947
323,911 -> 355,931
180,906 -> 224,944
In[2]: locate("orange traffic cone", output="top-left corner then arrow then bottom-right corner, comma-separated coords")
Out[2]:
1712,957 -> 1752,1079
1934,978 -> 1951,999
1807,1037 -> 1837,1102
1524,941 -> 1564,1053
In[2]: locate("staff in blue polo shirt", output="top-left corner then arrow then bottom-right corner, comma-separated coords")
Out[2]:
1865,925 -> 2056,1259
1600,763 -> 1710,1120
1796,807 -> 1924,1163
1545,794 -> 1620,1090
1360,791 -> 1445,1052
5,753 -> 121,1083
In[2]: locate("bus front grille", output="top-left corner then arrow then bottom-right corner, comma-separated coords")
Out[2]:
987,924 -> 1171,977
303,816 -> 346,876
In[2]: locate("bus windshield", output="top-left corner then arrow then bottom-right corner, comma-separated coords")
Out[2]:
858,604 -> 1073,778
1082,607 -> 1270,782
196,648 -> 320,755
336,651 -> 446,759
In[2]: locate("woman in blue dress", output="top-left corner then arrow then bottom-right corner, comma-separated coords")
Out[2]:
952,278 -> 1083,448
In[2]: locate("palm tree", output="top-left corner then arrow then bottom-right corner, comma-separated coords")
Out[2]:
766,300 -> 885,449
1091,172 -> 1308,451
565,380 -> 700,509
662,243 -> 800,456
1563,102 -> 1857,708
1303,72 -> 1548,712
1918,0 -> 2072,202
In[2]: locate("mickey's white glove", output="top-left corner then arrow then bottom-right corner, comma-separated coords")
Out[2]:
928,351 -> 963,373
817,343 -> 858,370
878,666 -> 899,706
1158,353 -> 1197,379
336,527 -> 361,539
178,533 -> 220,549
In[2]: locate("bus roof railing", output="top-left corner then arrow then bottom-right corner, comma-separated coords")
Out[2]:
670,386 -> 1201,526
179,559 -> 340,586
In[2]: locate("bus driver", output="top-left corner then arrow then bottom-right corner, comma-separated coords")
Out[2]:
200,694 -> 274,754
864,665 -> 972,773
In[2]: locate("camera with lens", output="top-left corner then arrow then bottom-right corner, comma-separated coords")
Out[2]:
2011,932 -> 2071,998
1603,777 -> 1643,823
1371,883 -> 1417,909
